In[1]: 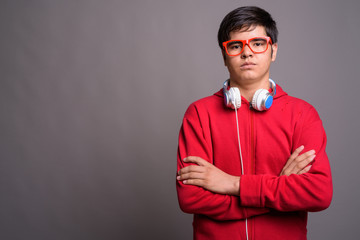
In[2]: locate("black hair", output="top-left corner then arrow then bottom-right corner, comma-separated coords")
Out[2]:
217,6 -> 278,49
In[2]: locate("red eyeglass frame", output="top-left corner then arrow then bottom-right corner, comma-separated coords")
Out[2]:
222,36 -> 272,56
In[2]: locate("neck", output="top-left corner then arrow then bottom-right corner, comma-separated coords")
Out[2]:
229,78 -> 270,102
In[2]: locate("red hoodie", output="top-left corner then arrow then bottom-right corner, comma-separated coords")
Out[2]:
176,84 -> 332,240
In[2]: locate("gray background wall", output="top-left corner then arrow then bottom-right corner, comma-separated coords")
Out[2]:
0,0 -> 359,239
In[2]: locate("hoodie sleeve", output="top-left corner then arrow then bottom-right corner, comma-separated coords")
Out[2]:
239,105 -> 333,212
176,103 -> 270,220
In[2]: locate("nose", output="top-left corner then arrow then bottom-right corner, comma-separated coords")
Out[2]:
241,44 -> 253,59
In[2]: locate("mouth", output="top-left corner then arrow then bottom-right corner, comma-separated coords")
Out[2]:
240,62 -> 256,70
241,62 -> 256,67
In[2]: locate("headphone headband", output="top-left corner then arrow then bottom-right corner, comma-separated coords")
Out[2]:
269,78 -> 276,96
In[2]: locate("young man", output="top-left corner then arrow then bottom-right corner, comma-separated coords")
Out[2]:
176,6 -> 332,240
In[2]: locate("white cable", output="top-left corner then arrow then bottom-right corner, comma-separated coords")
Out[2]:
234,106 -> 244,175
234,106 -> 249,240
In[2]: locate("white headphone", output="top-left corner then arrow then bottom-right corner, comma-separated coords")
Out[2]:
223,79 -> 276,111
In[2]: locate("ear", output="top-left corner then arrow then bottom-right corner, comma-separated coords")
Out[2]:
221,49 -> 228,66
271,43 -> 278,62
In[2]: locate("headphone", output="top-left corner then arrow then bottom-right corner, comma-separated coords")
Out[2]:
223,79 -> 276,111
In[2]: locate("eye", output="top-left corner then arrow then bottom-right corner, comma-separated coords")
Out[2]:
250,39 -> 267,47
227,41 -> 243,50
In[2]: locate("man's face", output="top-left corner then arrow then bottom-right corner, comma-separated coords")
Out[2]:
223,25 -> 278,84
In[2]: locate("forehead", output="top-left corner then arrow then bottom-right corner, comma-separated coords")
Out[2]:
229,25 -> 267,40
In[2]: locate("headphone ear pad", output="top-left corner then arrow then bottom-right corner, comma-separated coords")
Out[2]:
229,87 -> 241,109
224,87 -> 241,109
252,89 -> 273,111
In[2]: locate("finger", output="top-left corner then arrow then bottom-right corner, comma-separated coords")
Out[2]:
183,156 -> 209,166
298,165 -> 312,175
177,172 -> 204,181
281,146 -> 304,175
295,150 -> 316,162
178,165 -> 205,175
182,179 -> 205,187
282,145 -> 304,170
286,154 -> 316,176
286,150 -> 315,171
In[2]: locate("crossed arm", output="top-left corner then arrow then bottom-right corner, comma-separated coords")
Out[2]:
177,145 -> 315,196
176,104 -> 332,219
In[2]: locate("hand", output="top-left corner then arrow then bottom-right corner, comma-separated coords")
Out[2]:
177,156 -> 240,195
280,145 -> 315,176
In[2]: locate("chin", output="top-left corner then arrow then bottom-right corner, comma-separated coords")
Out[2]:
237,74 -> 259,81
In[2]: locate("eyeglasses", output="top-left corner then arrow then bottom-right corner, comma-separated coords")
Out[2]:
222,36 -> 272,56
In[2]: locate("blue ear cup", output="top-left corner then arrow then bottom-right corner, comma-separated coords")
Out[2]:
223,80 -> 241,109
251,79 -> 276,111
251,89 -> 272,111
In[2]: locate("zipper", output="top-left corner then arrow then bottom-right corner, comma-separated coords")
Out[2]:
249,109 -> 256,240
250,110 -> 256,175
